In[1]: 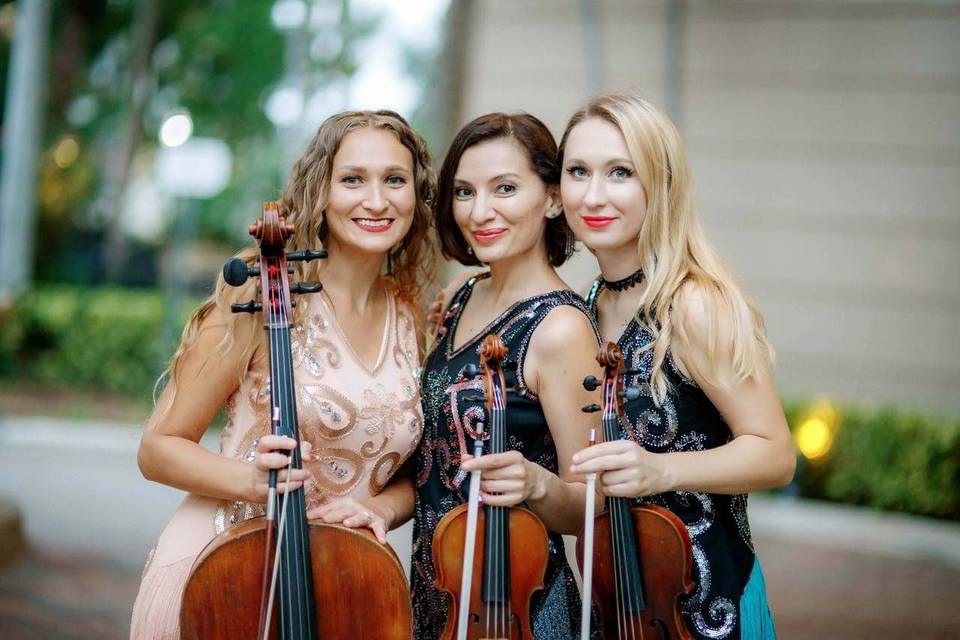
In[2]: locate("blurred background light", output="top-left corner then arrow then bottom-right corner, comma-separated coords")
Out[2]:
795,399 -> 840,460
265,85 -> 305,127
158,111 -> 193,147
53,136 -> 80,169
271,0 -> 308,31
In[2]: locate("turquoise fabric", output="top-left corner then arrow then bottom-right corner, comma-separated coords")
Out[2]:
739,558 -> 777,639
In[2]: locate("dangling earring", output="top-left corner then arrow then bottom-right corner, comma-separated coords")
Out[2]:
564,228 -> 575,258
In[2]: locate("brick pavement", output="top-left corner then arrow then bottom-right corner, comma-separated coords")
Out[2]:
1,535 -> 959,639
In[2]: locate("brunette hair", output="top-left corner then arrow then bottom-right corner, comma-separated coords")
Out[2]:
436,112 -> 573,267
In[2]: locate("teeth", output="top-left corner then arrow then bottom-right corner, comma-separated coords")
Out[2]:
356,219 -> 392,227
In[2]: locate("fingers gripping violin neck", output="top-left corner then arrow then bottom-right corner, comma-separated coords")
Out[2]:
578,343 -> 695,640
179,202 -> 412,640
433,335 -> 549,640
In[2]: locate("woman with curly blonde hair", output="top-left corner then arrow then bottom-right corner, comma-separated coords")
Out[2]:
131,110 -> 437,639
563,94 -> 794,639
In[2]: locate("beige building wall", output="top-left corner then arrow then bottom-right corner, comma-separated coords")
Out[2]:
441,0 -> 960,413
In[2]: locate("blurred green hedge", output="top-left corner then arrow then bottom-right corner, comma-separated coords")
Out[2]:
784,402 -> 960,521
0,286 -> 194,400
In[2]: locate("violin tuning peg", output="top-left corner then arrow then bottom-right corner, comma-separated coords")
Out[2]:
463,364 -> 481,379
619,387 -> 641,402
223,258 -> 258,287
581,403 -> 601,413
287,249 -> 328,262
582,375 -> 601,391
230,300 -> 262,314
290,282 -> 322,294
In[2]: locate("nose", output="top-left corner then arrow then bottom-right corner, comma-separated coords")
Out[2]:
583,176 -> 607,210
470,192 -> 496,224
363,184 -> 389,214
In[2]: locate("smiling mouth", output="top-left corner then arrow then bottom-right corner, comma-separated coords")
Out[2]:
472,228 -> 507,244
581,216 -> 617,229
353,218 -> 395,232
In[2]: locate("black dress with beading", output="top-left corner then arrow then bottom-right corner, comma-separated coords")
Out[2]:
585,278 -> 776,640
411,273 -> 597,640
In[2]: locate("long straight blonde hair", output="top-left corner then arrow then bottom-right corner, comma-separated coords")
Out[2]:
157,110 -> 437,404
559,93 -> 773,402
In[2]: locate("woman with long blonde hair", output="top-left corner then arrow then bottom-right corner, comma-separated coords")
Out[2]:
563,93 -> 794,639
131,110 -> 436,639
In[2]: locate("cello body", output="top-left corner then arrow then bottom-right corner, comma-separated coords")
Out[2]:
577,505 -> 694,640
433,502 -> 549,640
180,518 -> 413,639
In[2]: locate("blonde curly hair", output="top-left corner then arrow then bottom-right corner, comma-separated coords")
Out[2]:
157,110 -> 437,404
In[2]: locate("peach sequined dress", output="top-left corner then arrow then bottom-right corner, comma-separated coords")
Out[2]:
130,287 -> 423,640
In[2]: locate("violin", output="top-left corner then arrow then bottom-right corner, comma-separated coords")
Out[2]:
432,334 -> 549,640
577,342 -> 695,639
179,203 -> 413,639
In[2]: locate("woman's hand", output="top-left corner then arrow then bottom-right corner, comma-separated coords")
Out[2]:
248,435 -> 312,503
461,451 -> 547,507
307,497 -> 390,544
570,440 -> 672,498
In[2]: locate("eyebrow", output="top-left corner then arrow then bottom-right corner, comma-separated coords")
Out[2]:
336,164 -> 412,173
563,157 -> 633,167
490,172 -> 521,182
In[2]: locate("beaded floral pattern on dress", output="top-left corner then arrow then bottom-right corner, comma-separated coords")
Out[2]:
586,279 -> 757,640
215,288 -> 423,534
412,274 -> 597,640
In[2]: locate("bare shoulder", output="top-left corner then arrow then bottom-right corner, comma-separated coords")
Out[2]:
672,279 -> 734,348
529,303 -> 598,356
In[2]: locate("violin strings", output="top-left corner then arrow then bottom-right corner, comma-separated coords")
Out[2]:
606,378 -> 638,640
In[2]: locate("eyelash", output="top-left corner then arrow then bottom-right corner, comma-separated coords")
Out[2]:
565,166 -> 633,179
341,175 -> 408,186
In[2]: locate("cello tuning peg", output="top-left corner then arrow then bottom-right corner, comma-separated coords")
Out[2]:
463,364 -> 481,379
581,403 -> 601,413
223,258 -> 258,287
230,300 -> 262,314
287,249 -> 328,262
290,282 -> 322,294
619,387 -> 641,402
582,375 -> 601,391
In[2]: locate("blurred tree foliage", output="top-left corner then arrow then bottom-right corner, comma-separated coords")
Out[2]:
0,0 -> 375,288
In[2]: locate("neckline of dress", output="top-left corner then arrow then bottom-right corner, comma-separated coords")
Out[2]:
316,282 -> 394,375
445,273 -> 571,359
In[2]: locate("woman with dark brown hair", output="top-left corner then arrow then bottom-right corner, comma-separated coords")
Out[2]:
411,112 -> 601,639
131,110 -> 436,639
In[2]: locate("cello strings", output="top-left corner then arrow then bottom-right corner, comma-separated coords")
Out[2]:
279,268 -> 312,635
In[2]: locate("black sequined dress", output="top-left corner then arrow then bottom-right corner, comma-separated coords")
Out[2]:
412,273 -> 597,640
585,279 -> 776,640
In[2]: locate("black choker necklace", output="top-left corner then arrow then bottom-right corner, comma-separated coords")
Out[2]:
602,267 -> 644,292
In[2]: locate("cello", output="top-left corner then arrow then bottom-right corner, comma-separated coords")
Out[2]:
577,343 -> 695,639
179,203 -> 413,639
432,334 -> 549,640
